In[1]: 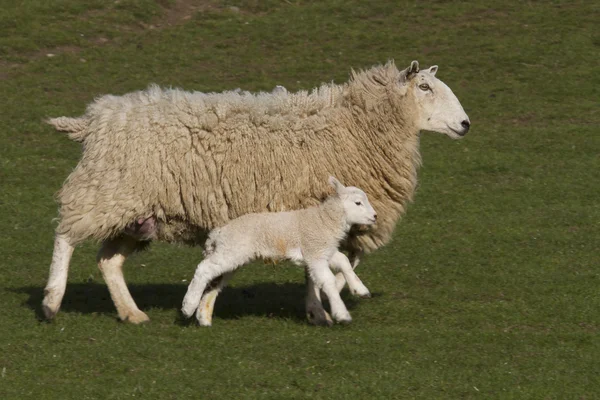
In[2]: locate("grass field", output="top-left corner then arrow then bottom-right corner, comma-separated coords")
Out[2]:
1,0 -> 599,398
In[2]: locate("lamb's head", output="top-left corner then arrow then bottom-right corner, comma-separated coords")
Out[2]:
329,176 -> 377,226
400,60 -> 470,139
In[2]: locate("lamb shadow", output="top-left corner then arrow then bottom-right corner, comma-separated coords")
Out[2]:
13,282 -> 361,324
207,283 -> 360,325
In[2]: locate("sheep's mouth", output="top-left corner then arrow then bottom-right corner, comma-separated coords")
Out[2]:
448,125 -> 467,137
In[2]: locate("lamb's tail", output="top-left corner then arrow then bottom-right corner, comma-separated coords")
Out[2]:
203,229 -> 221,257
46,117 -> 89,142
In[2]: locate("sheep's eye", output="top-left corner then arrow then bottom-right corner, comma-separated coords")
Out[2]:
419,84 -> 430,91
355,201 -> 362,206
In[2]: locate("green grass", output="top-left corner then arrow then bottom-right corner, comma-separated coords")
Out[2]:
1,0 -> 599,398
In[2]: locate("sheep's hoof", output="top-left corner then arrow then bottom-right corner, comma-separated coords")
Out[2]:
121,310 -> 150,324
42,292 -> 60,320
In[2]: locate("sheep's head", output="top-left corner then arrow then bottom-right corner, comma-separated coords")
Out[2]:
329,176 -> 377,226
363,60 -> 471,139
398,60 -> 471,139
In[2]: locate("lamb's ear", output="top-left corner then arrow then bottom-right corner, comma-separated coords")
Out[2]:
428,65 -> 438,76
328,176 -> 345,193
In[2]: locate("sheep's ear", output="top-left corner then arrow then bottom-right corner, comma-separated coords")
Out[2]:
328,176 -> 345,193
428,65 -> 438,76
406,60 -> 419,79
409,60 -> 419,73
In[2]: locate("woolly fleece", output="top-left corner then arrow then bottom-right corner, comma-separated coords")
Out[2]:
51,61 -> 422,255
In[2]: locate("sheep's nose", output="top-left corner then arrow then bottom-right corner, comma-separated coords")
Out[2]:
373,214 -> 378,220
461,120 -> 471,132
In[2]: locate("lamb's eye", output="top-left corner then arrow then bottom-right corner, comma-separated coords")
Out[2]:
355,201 -> 362,206
419,84 -> 430,91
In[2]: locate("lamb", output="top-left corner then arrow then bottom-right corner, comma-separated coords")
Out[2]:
181,176 -> 376,325
42,60 -> 470,325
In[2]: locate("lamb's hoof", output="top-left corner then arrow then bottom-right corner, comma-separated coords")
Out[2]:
307,310 -> 334,327
181,303 -> 196,318
121,310 -> 150,324
196,309 -> 213,327
351,287 -> 371,299
42,303 -> 58,320
333,312 -> 352,325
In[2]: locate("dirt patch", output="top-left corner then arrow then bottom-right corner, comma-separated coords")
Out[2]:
36,45 -> 83,59
511,113 -> 538,126
159,0 -> 220,27
0,60 -> 21,81
9,0 -> 221,68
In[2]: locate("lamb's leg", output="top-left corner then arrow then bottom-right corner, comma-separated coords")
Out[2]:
42,234 -> 75,319
334,273 -> 346,293
196,272 -> 234,327
333,251 -> 361,293
305,273 -> 333,327
314,251 -> 365,305
329,251 -> 370,298
97,236 -> 148,324
181,259 -> 230,320
307,260 -> 351,324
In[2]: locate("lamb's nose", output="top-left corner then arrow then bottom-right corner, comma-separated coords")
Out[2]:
461,120 -> 471,132
373,214 -> 378,220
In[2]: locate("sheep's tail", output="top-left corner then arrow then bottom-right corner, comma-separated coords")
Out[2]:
46,117 -> 89,142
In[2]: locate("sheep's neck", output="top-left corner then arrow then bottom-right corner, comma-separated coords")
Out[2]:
349,99 -> 422,204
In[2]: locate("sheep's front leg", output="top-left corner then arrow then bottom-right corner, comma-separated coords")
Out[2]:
196,272 -> 234,327
329,251 -> 370,298
305,273 -> 333,327
97,237 -> 148,324
307,259 -> 351,324
42,234 -> 75,320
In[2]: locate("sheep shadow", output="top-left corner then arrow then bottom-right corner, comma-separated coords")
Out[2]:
13,281 -> 362,324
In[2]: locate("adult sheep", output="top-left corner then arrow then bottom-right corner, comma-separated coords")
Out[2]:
43,60 -> 470,325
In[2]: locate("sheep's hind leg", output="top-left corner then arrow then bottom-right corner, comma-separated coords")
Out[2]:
97,236 -> 149,324
196,272 -> 234,327
329,251 -> 370,298
42,234 -> 75,320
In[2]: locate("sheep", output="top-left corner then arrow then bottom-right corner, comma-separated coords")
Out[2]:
42,60 -> 471,325
181,176 -> 377,325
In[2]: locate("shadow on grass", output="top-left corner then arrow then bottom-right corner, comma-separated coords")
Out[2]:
13,282 -> 361,324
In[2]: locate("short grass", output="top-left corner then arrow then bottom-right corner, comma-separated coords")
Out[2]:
1,0 -> 599,398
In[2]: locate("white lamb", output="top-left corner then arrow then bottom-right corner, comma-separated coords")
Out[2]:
181,177 -> 377,325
